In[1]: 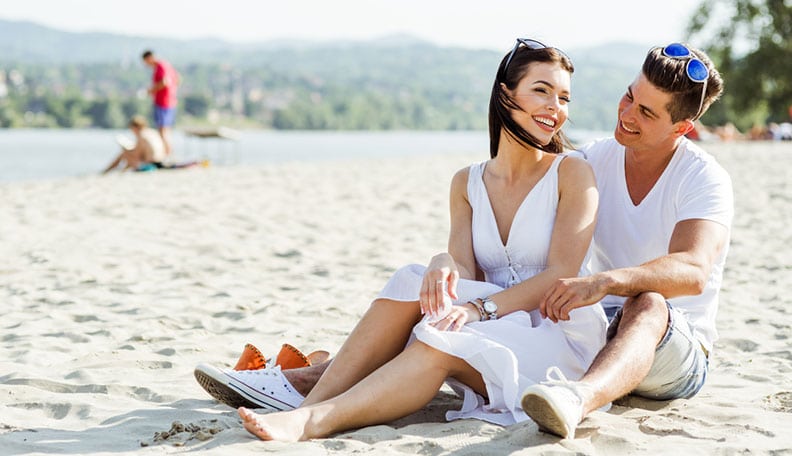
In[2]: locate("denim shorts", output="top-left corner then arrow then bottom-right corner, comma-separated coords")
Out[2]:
153,106 -> 176,127
605,302 -> 709,400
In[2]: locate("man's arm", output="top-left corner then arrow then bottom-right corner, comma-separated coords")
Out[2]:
602,218 -> 728,298
541,218 -> 729,322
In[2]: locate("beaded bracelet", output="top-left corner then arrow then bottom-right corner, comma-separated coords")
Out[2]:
468,300 -> 487,322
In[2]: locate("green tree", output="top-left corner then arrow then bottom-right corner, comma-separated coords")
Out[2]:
687,0 -> 792,128
85,98 -> 125,128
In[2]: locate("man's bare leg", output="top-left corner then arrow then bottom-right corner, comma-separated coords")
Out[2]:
576,292 -> 668,414
520,292 -> 668,438
158,126 -> 172,157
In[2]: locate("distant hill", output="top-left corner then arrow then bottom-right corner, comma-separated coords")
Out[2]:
0,19 -> 646,132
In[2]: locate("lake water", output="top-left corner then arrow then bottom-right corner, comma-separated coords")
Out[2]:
0,129 -> 609,183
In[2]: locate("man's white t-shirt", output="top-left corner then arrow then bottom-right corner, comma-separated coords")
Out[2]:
578,137 -> 734,352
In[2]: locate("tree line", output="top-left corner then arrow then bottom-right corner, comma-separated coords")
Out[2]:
0,45 -> 494,131
2,0 -> 790,134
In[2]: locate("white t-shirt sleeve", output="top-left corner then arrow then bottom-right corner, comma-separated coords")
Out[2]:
676,154 -> 734,229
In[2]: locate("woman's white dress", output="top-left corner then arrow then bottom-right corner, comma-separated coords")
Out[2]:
377,156 -> 607,425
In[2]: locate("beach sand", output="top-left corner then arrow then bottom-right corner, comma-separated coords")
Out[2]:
1,141 -> 791,455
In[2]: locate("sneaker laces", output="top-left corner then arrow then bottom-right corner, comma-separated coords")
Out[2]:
232,364 -> 283,379
542,367 -> 585,406
543,366 -> 610,413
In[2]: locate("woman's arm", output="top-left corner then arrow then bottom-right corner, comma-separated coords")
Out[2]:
420,167 -> 478,316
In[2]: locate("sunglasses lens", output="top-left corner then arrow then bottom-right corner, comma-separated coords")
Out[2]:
663,43 -> 691,58
519,38 -> 546,50
686,59 -> 709,82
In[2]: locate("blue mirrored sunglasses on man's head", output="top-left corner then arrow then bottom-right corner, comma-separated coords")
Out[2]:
660,42 -> 709,120
662,43 -> 709,82
503,38 -> 570,72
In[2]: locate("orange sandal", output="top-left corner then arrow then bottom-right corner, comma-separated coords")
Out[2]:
233,343 -> 330,371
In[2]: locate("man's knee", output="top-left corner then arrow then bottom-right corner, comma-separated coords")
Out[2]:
622,292 -> 667,319
611,292 -> 669,339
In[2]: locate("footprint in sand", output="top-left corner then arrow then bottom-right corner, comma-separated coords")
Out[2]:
141,419 -> 229,447
763,392 -> 792,413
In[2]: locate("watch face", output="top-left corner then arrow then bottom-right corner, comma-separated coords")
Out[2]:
483,300 -> 497,312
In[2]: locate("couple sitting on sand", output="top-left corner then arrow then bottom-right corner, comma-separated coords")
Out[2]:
194,38 -> 733,441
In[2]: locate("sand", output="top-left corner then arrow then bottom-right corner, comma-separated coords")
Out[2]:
1,140 -> 791,455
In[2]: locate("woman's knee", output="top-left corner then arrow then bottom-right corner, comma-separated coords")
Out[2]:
404,340 -> 454,367
368,298 -> 421,321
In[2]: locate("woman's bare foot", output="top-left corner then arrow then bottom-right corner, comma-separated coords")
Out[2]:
238,407 -> 313,442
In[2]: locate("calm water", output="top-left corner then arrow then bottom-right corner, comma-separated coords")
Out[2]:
0,129 -> 608,183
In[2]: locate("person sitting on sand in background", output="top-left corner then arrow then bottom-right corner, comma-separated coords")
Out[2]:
519,42 -> 733,439
102,115 -> 166,173
194,38 -> 608,441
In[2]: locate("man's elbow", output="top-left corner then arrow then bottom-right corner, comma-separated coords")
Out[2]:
686,263 -> 711,295
688,275 -> 707,295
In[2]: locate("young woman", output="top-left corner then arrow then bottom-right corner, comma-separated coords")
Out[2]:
212,38 -> 607,441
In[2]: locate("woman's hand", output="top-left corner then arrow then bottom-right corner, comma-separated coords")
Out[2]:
420,253 -> 460,317
429,303 -> 480,331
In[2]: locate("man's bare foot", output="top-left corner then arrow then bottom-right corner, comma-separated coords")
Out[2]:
238,407 -> 311,442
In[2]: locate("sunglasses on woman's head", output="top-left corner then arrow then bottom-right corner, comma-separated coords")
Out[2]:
503,38 -> 571,73
659,43 -> 709,120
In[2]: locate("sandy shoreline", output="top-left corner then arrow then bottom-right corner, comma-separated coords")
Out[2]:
1,141 -> 791,454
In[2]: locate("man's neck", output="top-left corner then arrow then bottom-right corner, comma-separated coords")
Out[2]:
623,138 -> 683,205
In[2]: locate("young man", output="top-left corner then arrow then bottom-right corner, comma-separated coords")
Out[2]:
142,49 -> 179,157
519,43 -> 733,439
103,115 -> 166,173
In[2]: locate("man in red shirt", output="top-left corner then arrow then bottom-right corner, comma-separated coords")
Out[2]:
142,50 -> 179,157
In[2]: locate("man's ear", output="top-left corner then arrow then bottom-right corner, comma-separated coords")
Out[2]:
677,119 -> 696,137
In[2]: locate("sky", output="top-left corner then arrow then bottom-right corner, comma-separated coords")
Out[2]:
0,0 -> 704,52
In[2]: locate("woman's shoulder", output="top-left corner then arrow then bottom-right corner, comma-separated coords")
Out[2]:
556,154 -> 595,188
557,153 -> 593,174
453,160 -> 488,181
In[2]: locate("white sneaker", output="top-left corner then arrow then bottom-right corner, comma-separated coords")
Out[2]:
194,364 -> 305,411
520,367 -> 587,439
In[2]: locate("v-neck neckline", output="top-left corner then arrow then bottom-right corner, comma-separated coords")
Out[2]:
620,145 -> 678,209
479,155 -> 560,247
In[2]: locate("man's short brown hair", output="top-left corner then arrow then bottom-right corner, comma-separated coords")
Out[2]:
642,45 -> 724,123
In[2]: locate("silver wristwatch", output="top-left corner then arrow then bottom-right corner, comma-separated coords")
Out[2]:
481,297 -> 498,320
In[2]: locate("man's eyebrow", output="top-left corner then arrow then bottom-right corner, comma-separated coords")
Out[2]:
627,86 -> 659,119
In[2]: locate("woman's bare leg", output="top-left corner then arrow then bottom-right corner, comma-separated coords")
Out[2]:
300,298 -> 422,405
239,341 -> 485,441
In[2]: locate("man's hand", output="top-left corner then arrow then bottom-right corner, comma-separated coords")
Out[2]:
541,275 -> 608,322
